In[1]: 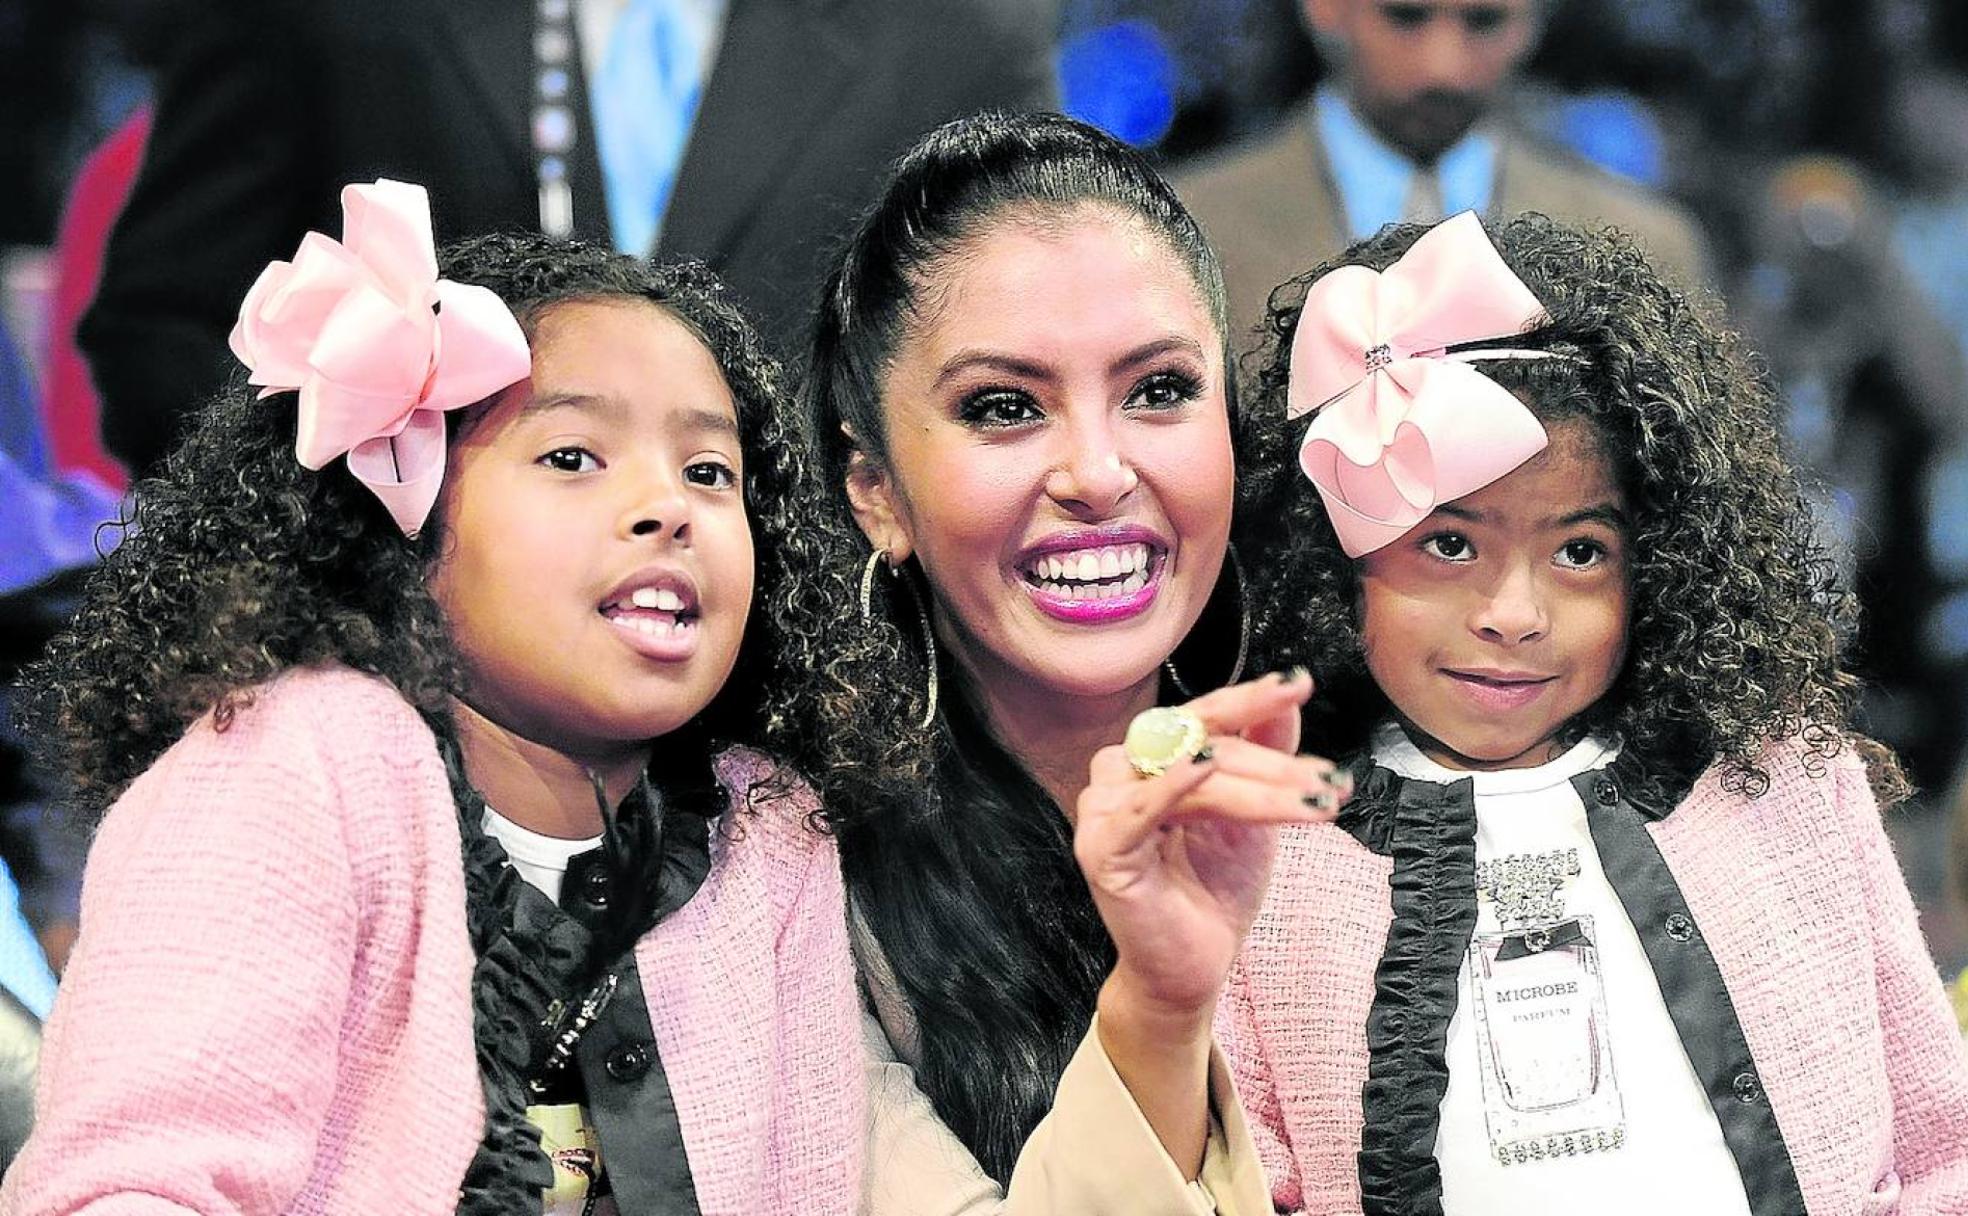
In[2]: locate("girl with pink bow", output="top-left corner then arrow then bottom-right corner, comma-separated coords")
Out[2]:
2,182 -> 864,1214
1226,212 -> 1968,1214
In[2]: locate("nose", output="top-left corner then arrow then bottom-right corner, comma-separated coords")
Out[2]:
1043,410 -> 1139,517
1470,558 -> 1547,645
620,468 -> 691,543
1416,19 -> 1481,90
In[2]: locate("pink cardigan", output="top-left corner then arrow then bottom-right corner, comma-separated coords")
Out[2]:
0,666 -> 863,1215
1221,740 -> 1968,1215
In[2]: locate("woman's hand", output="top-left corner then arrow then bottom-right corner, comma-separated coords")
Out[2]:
1076,668 -> 1345,1016
1072,668 -> 1348,1174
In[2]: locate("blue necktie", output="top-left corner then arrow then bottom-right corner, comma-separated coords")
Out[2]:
591,0 -> 710,256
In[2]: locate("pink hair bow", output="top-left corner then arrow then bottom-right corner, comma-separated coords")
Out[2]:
1286,211 -> 1553,557
228,179 -> 532,537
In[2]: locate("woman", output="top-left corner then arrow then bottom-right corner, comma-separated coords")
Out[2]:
769,112 -> 1349,1212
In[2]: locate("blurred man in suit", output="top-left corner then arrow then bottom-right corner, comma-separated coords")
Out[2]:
81,0 -> 1059,474
1173,0 -> 1709,343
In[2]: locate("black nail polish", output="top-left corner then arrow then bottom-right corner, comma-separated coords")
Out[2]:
1192,745 -> 1215,764
1303,791 -> 1335,811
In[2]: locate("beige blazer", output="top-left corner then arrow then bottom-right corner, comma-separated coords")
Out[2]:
851,904 -> 1271,1215
1172,106 -> 1714,349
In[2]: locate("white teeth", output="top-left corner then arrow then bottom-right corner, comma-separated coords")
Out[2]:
628,586 -> 687,612
615,614 -> 687,637
1029,543 -> 1157,591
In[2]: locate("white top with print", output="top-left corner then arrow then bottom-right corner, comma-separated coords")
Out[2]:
1371,724 -> 1753,1215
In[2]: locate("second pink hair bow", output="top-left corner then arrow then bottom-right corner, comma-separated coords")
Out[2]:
1286,211 -> 1554,557
228,179 -> 532,537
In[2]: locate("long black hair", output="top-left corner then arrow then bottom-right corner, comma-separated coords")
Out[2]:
765,111 -> 1237,1181
1237,213 -> 1906,807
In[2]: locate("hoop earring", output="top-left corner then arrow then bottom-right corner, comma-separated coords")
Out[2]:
1164,545 -> 1250,699
858,548 -> 940,730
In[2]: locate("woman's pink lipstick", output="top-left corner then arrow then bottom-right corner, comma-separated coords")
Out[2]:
1017,525 -> 1168,625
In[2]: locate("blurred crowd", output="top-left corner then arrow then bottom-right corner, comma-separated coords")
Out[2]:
4,0 -> 1968,1073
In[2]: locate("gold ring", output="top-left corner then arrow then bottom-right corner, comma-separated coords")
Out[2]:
1124,707 -> 1209,778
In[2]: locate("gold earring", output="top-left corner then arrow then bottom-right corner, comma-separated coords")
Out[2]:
858,548 -> 939,730
1164,545 -> 1250,698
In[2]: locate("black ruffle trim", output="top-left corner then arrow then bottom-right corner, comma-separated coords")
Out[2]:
1350,771 -> 1480,1216
456,831 -> 591,1211
450,772 -> 717,1215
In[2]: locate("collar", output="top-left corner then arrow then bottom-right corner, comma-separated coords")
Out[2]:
1312,86 -> 1498,240
1338,738 -> 1673,855
1371,722 -> 1619,794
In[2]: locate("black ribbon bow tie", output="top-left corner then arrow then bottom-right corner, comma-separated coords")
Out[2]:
1496,918 -> 1593,961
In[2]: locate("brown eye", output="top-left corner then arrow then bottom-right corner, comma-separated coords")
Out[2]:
1127,370 -> 1204,411
539,447 -> 599,473
957,388 -> 1044,428
1556,539 -> 1607,569
1421,532 -> 1474,561
685,460 -> 737,489
1380,2 -> 1432,30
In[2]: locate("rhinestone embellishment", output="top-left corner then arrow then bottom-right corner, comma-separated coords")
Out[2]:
1475,848 -> 1581,931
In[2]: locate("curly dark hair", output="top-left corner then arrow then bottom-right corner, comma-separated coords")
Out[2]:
20,231 -> 812,825
763,111 -> 1242,1183
1237,212 -> 1906,807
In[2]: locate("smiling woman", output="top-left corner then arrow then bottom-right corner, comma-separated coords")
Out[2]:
768,112 -> 1350,1215
839,208 -> 1234,729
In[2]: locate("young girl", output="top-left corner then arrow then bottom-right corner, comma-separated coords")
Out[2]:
0,182 -> 863,1214
1228,211 -> 1968,1214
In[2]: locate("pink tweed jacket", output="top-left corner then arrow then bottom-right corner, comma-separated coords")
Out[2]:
1220,739 -> 1968,1215
0,666 -> 863,1216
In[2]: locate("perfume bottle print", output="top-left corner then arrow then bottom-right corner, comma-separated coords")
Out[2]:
1469,847 -> 1627,1166
1474,926 -> 1602,1111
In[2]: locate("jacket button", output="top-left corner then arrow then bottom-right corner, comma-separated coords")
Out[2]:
1732,1071 -> 1762,1104
1592,777 -> 1619,806
605,1042 -> 652,1083
582,867 -> 611,909
1665,913 -> 1695,942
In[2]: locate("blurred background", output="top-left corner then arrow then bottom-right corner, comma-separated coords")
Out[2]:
2,0 -> 1966,1063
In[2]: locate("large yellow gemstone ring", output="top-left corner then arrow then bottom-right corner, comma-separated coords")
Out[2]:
1124,706 -> 1210,778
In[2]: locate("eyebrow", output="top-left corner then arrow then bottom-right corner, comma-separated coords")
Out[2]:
524,392 -> 738,439
1433,502 -> 1629,530
930,335 -> 1210,390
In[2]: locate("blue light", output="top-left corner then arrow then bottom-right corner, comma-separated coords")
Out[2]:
1925,590 -> 1968,661
1056,20 -> 1179,148
1554,93 -> 1666,189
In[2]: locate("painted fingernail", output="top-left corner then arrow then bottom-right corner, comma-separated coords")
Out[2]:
1285,665 -> 1311,685
1333,770 -> 1356,797
1304,791 -> 1336,811
1192,745 -> 1216,764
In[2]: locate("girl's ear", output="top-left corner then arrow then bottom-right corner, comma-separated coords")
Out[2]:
844,447 -> 914,564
